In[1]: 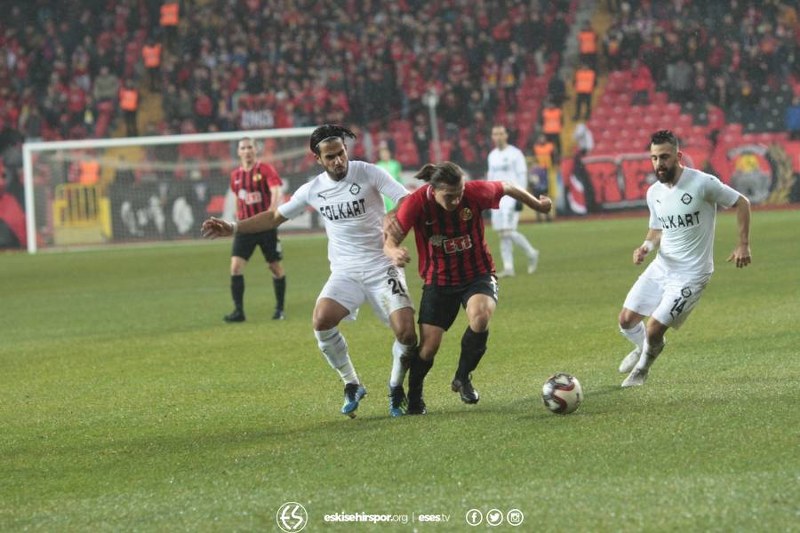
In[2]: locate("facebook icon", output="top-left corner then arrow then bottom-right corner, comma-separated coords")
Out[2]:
466,509 -> 483,526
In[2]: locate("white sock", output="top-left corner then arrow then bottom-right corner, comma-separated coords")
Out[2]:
510,231 -> 537,259
315,327 -> 358,384
620,322 -> 645,352
636,338 -> 665,370
390,340 -> 413,387
500,235 -> 514,272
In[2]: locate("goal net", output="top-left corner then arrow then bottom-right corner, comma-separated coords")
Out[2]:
22,127 -> 317,253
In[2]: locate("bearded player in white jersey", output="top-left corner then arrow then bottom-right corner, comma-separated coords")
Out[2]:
618,130 -> 752,387
202,125 -> 417,418
487,124 -> 541,277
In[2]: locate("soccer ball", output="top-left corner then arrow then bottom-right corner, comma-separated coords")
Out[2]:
542,372 -> 583,414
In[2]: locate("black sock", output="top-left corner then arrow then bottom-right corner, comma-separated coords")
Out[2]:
273,276 -> 286,311
456,327 -> 488,381
408,353 -> 434,398
231,275 -> 244,311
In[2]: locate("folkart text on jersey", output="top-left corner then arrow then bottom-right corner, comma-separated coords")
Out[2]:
319,199 -> 368,221
658,211 -> 701,230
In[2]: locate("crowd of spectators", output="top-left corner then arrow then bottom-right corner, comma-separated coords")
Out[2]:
155,0 -> 573,166
601,0 -> 800,131
0,0 -> 576,182
3,0 -> 800,194
0,0 -> 165,204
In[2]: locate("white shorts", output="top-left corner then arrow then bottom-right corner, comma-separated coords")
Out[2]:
622,260 -> 710,330
491,204 -> 520,232
318,264 -> 415,326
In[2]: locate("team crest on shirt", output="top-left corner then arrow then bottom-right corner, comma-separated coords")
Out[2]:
349,183 -> 361,195
681,193 -> 692,205
254,172 -> 263,182
461,208 -> 473,221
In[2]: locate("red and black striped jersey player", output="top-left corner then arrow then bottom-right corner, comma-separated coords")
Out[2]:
223,137 -> 287,322
383,162 -> 552,414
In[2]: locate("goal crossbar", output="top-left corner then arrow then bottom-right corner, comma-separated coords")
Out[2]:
22,127 -> 316,253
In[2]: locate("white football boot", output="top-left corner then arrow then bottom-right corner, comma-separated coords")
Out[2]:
618,347 -> 642,373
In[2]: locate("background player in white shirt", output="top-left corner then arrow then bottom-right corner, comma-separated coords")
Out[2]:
202,125 -> 417,418
618,130 -> 752,387
487,125 -> 543,277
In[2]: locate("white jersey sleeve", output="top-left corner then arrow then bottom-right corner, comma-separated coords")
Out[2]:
647,187 -> 661,230
702,172 -> 741,208
371,164 -> 409,206
277,180 -> 312,220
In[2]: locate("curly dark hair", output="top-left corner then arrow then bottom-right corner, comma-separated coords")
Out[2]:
309,124 -> 357,155
650,129 -> 679,149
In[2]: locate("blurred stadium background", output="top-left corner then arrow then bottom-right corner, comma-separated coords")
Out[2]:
2,3 -> 798,531
1,0 -> 799,252
0,0 -> 800,250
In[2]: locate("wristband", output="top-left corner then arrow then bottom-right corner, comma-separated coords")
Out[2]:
230,221 -> 238,235
642,240 -> 654,253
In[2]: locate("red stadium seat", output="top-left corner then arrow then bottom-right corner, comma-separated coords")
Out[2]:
665,103 -> 682,117
650,92 -> 668,106
429,140 -> 452,162
606,70 -> 632,93
396,142 -> 419,167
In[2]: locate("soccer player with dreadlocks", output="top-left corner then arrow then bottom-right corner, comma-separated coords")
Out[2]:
202,125 -> 418,418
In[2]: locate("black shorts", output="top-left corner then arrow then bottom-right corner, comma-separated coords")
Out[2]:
231,229 -> 283,263
418,274 -> 498,330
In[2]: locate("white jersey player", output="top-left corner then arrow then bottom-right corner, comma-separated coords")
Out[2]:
617,130 -> 752,387
487,125 -> 547,276
281,160 -> 400,274
202,125 -> 417,418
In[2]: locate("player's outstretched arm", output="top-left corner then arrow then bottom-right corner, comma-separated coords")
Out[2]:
727,194 -> 752,268
201,217 -> 234,238
201,210 -> 288,239
502,181 -> 552,213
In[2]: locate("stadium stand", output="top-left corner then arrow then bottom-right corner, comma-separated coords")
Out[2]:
1,0 -> 799,247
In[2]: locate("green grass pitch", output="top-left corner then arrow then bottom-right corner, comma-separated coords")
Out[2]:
1,209 -> 798,532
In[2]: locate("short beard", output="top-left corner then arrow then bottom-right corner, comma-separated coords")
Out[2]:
328,164 -> 348,181
656,166 -> 676,183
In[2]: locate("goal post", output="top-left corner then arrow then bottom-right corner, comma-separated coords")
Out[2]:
22,127 -> 316,253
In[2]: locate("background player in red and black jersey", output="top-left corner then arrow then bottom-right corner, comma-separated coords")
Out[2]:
223,137 -> 287,322
384,162 -> 551,413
